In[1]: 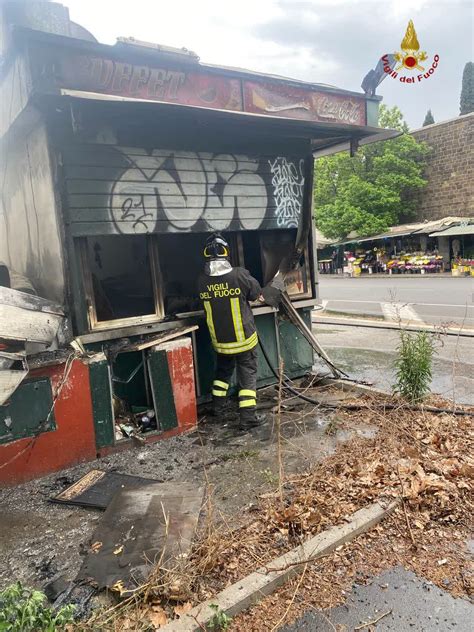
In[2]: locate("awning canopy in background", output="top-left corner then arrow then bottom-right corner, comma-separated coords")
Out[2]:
429,224 -> 474,237
315,229 -> 333,248
331,216 -> 472,247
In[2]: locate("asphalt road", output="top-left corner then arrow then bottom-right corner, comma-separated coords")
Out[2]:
314,324 -> 474,404
317,276 -> 474,328
282,567 -> 472,631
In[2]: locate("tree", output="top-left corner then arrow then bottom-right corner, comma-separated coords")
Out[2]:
314,105 -> 430,240
422,109 -> 435,126
460,62 -> 474,115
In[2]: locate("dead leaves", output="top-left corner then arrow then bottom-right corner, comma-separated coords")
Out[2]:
111,393 -> 473,631
148,605 -> 168,628
90,541 -> 103,553
173,601 -> 192,617
267,504 -> 323,539
144,601 -> 192,629
200,399 -> 471,587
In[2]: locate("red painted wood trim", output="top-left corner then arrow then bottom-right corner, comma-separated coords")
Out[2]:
0,360 -> 97,487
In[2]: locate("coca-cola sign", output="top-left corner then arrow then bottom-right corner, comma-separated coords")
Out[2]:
313,96 -> 364,125
244,81 -> 366,126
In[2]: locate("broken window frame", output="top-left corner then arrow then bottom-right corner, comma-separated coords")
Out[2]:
78,235 -> 165,331
239,230 -> 313,301
281,250 -> 313,299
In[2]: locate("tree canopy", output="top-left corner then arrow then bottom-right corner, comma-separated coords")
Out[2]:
422,109 -> 435,126
460,62 -> 474,115
314,105 -> 430,240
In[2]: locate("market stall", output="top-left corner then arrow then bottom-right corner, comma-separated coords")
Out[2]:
429,223 -> 474,276
386,253 -> 444,274
332,217 -> 470,275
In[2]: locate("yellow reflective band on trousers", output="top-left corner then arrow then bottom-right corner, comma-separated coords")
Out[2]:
204,301 -> 258,355
239,389 -> 256,398
213,380 -> 229,391
239,399 -> 257,408
230,297 -> 245,342
212,390 -> 227,397
214,332 -> 258,355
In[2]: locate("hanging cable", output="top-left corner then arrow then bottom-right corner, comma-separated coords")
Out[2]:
258,337 -> 325,406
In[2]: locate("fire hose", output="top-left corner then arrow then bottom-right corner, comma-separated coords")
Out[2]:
258,335 -> 330,406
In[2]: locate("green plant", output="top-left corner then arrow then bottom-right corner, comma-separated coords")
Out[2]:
422,109 -> 435,126
314,105 -> 430,240
207,604 -> 232,631
460,61 -> 474,115
0,582 -> 75,632
324,417 -> 341,436
393,331 -> 436,403
260,467 -> 278,486
221,449 -> 259,462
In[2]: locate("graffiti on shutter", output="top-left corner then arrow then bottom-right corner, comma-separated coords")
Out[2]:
65,146 -> 305,234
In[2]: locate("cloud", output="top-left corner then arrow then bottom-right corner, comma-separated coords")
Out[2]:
252,0 -> 473,126
65,0 -> 473,127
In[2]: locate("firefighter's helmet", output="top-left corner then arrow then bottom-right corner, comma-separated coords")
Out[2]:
203,233 -> 230,260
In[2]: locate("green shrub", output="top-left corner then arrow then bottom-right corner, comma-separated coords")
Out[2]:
0,582 -> 75,631
393,330 -> 436,403
207,604 -> 232,631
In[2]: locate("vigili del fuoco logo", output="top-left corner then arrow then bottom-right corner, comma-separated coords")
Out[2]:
383,20 -> 440,84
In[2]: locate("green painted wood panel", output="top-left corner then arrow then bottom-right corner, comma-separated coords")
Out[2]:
279,308 -> 314,378
147,349 -> 178,431
89,358 -> 114,449
194,323 -> 216,401
0,378 -> 56,444
255,312 -> 279,386
112,352 -> 148,408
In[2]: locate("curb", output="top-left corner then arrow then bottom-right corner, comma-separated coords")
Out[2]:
160,501 -> 398,631
312,315 -> 474,337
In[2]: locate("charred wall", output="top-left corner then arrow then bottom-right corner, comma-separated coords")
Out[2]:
0,123 -> 66,303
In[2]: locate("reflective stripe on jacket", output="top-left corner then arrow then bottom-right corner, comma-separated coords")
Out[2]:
198,267 -> 261,355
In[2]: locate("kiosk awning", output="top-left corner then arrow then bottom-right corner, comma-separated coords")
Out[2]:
55,89 -> 400,157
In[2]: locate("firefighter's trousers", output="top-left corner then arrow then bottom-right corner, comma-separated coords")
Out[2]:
212,348 -> 257,422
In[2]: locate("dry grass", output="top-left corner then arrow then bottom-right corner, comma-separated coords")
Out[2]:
83,391 -> 473,631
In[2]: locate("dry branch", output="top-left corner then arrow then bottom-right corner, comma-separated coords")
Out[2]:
354,608 -> 393,630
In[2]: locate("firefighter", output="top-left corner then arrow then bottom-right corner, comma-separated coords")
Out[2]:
198,233 -> 265,430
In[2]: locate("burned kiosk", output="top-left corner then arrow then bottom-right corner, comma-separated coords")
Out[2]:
0,5 -> 395,484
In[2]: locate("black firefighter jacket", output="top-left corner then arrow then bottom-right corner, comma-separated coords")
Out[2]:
198,267 -> 261,355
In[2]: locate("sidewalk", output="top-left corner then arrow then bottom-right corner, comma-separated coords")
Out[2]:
314,297 -> 474,333
316,300 -> 384,319
313,311 -> 474,336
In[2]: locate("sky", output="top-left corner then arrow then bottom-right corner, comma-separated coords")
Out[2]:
64,0 -> 473,130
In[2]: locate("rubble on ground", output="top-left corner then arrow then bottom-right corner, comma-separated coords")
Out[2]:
82,391 -> 473,630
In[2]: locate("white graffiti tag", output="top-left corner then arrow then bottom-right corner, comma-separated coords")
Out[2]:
110,149 -> 270,233
109,148 -> 304,233
268,158 -> 305,228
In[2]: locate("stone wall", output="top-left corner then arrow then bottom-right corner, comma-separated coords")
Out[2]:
409,113 -> 473,221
